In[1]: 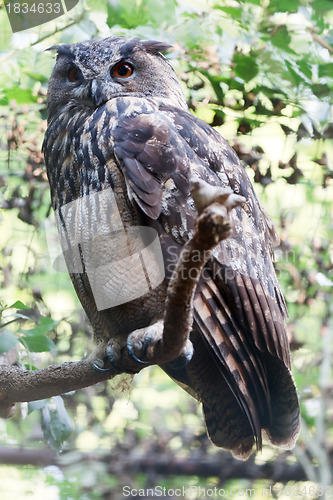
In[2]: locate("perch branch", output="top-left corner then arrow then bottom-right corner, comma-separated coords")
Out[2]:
0,180 -> 244,417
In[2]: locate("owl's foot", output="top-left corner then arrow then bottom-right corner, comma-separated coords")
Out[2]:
126,320 -> 164,364
90,320 -> 193,374
127,320 -> 193,367
163,340 -> 193,370
90,339 -> 129,373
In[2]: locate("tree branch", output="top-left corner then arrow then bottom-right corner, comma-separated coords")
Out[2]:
308,28 -> 333,55
0,180 -> 244,417
0,446 -> 319,483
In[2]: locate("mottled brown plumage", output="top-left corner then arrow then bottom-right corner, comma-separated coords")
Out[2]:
43,36 -> 300,459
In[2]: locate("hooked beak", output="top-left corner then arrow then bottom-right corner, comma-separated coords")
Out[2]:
91,79 -> 107,107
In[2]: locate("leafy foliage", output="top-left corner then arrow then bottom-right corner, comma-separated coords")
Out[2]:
0,0 -> 332,497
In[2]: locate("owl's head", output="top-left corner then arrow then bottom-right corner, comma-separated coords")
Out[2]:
46,36 -> 187,118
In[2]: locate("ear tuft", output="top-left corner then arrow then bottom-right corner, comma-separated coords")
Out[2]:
141,40 -> 173,54
45,44 -> 72,56
45,45 -> 59,52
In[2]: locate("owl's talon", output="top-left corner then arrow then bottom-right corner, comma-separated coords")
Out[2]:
105,343 -> 138,373
126,321 -> 164,364
105,343 -> 121,367
127,336 -> 150,365
90,348 -> 123,372
90,341 -> 131,373
91,360 -> 114,373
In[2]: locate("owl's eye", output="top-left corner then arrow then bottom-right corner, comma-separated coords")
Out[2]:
68,66 -> 82,83
112,62 -> 134,78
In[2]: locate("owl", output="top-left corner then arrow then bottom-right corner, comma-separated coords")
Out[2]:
43,36 -> 300,459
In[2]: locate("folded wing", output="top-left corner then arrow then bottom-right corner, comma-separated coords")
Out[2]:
109,98 -> 300,458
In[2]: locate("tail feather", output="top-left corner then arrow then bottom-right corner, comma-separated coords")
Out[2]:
162,261 -> 300,459
183,331 -> 257,460
261,353 -> 300,448
186,271 -> 300,458
193,282 -> 267,452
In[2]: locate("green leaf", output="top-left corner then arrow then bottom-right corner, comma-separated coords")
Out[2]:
312,0 -> 333,13
20,317 -> 59,336
197,70 -> 226,104
311,83 -> 332,97
257,84 -> 288,99
318,63 -> 333,78
107,0 -> 147,28
23,363 -> 38,370
107,0 -> 176,29
271,26 -> 296,54
0,87 -> 38,106
296,59 -> 313,81
267,0 -> 299,13
19,332 -> 56,353
233,54 -> 259,82
8,301 -> 29,310
228,78 -> 245,91
214,6 -> 242,18
0,330 -> 17,353
285,60 -> 306,86
19,316 -> 58,352
41,397 -> 73,453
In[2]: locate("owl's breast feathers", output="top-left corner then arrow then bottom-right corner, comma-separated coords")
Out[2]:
43,95 -> 300,459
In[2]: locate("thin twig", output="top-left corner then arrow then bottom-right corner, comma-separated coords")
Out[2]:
308,29 -> 333,55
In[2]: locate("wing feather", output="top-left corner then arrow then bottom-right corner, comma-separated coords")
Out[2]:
105,97 -> 300,456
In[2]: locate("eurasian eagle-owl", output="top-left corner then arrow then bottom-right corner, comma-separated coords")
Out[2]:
43,36 -> 300,459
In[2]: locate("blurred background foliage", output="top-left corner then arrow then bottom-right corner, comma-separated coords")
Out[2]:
0,0 -> 332,498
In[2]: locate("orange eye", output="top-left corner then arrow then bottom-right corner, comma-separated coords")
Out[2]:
112,62 -> 134,78
68,66 -> 81,83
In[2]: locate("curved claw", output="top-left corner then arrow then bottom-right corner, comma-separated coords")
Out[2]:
127,336 -> 150,365
105,343 -> 127,372
105,343 -> 138,374
91,360 -> 114,373
91,343 -> 136,374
